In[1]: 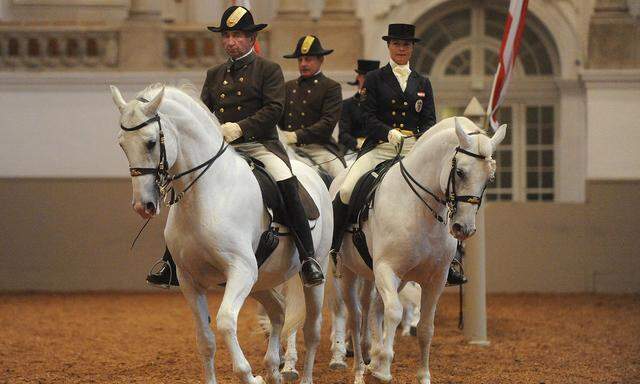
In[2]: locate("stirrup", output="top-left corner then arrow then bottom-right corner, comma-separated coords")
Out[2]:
300,257 -> 325,287
146,259 -> 173,290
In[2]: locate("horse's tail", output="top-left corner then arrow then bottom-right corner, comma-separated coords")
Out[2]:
282,275 -> 305,337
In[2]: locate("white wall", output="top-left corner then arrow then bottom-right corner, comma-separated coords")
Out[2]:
583,70 -> 640,179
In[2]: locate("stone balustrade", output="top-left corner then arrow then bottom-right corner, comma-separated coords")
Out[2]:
0,22 -> 119,70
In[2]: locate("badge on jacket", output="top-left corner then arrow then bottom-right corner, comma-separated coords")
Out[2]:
415,99 -> 423,112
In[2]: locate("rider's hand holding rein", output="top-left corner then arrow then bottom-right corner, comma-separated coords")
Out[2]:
221,122 -> 243,143
282,131 -> 298,145
388,128 -> 406,148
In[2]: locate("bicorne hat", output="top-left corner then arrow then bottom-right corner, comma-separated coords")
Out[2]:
382,23 -> 421,43
207,6 -> 267,33
283,35 -> 334,59
348,59 -> 380,85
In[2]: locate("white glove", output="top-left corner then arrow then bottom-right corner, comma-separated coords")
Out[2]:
356,137 -> 365,149
220,122 -> 243,143
282,131 -> 298,145
388,129 -> 406,147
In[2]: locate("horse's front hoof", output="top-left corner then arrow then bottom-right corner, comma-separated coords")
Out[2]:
329,357 -> 348,370
370,370 -> 392,383
280,368 -> 299,382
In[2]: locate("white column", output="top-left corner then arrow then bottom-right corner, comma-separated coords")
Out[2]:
462,206 -> 490,345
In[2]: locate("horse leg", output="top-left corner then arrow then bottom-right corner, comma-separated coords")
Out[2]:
367,287 -> 383,373
370,263 -> 402,383
340,267 -> 366,384
251,289 -> 285,384
358,278 -> 374,366
216,267 -> 264,384
178,272 -> 217,384
416,279 -> 445,384
281,329 -> 299,382
299,280 -> 325,384
329,272 -> 348,370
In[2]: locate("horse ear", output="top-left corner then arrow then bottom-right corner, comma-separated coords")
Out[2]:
490,124 -> 507,151
454,117 -> 472,149
141,86 -> 164,116
110,85 -> 127,112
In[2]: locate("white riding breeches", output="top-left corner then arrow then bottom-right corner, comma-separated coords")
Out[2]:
293,144 -> 346,178
338,138 -> 416,203
234,142 -> 293,182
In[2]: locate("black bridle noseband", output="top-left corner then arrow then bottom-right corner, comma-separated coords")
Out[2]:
397,136 -> 488,225
120,97 -> 228,206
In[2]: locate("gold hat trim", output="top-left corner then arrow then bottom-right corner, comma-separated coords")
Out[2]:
301,36 -> 315,54
227,7 -> 247,28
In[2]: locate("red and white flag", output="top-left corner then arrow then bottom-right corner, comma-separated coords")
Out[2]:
486,0 -> 529,131
232,0 -> 262,54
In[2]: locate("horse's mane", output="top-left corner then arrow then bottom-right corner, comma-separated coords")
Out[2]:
136,82 -> 222,134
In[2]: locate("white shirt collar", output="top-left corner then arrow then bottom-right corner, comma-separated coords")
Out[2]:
232,47 -> 254,62
389,58 -> 410,72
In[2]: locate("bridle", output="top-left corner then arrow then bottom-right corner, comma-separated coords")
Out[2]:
397,135 -> 489,225
121,97 -> 228,206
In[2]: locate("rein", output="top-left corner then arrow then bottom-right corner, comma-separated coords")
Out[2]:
121,97 -> 229,206
395,134 -> 487,225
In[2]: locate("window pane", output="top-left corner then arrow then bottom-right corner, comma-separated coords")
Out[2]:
542,172 -> 554,188
500,172 -> 512,188
542,150 -> 554,167
542,193 -> 554,201
541,128 -> 553,144
527,151 -> 538,167
527,193 -> 540,201
525,106 -> 555,202
500,194 -> 512,200
527,128 -> 538,145
499,151 -> 512,167
527,172 -> 539,188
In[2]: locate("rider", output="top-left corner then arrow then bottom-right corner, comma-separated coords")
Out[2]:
330,23 -> 467,286
339,59 -> 380,153
279,35 -> 345,178
146,5 -> 325,288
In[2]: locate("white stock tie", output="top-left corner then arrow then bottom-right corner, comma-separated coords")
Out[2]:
393,65 -> 410,92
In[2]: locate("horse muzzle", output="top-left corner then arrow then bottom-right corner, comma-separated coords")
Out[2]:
450,222 -> 476,241
133,200 -> 159,219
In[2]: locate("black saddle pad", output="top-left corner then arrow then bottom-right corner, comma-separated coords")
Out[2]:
347,158 -> 399,224
248,158 -> 320,223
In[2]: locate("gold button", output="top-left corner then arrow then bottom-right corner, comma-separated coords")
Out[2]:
223,80 -> 228,85
392,111 -> 396,116
307,90 -> 311,94
402,112 -> 406,116
226,69 -> 230,73
237,91 -> 242,96
219,108 -> 224,113
302,100 -> 306,104
400,123 -> 404,128
404,101 -> 408,105
288,112 -> 292,116
301,112 -> 305,116
290,101 -> 293,104
301,124 -> 305,128
314,79 -> 318,83
220,93 -> 225,99
288,124 -> 292,128
392,99 -> 396,104
239,77 -> 244,82
237,106 -> 242,111
293,89 -> 296,93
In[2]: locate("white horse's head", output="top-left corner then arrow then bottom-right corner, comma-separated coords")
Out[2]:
443,118 -> 506,240
110,84 -> 177,219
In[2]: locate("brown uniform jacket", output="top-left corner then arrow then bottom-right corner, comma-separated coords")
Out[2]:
200,51 -> 289,166
279,72 -> 342,152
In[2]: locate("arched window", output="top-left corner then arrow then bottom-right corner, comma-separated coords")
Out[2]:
412,1 -> 559,202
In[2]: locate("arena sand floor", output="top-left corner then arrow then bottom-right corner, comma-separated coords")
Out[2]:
1,292 -> 638,383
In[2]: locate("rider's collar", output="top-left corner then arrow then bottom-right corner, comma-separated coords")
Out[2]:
227,49 -> 256,71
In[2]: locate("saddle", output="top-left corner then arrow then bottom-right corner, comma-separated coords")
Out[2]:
246,157 -> 320,268
346,158 -> 400,269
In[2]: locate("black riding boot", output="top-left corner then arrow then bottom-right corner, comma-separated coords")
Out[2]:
446,242 -> 467,286
146,247 -> 180,288
278,176 -> 325,287
329,197 -> 350,263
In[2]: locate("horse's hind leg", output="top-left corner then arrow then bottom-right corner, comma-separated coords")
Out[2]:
358,278 -> 374,366
217,267 -> 264,384
178,272 -> 217,384
370,263 -> 402,383
299,280 -> 325,384
251,289 -> 285,384
281,329 -> 299,382
340,267 -> 366,384
329,271 -> 348,370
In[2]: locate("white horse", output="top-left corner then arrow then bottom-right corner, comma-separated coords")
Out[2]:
110,84 -> 332,384
330,117 -> 506,383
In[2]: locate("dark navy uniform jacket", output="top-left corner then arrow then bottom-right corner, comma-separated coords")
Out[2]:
339,91 -> 368,151
362,63 -> 436,146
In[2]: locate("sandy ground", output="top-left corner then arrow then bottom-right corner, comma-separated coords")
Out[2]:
1,292 -> 639,384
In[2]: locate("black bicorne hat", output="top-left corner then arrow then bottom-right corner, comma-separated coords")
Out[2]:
382,23 -> 420,43
207,6 -> 267,33
348,59 -> 380,85
283,35 -> 334,59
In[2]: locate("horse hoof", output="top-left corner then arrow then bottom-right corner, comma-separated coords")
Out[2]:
329,358 -> 348,370
281,369 -> 299,382
410,326 -> 418,337
370,371 -> 392,383
346,348 -> 354,358
363,356 -> 371,365
253,375 -> 267,384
